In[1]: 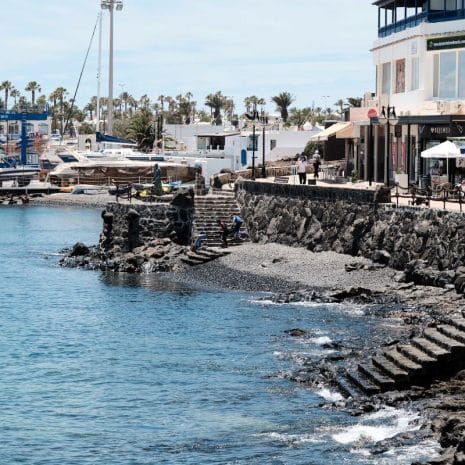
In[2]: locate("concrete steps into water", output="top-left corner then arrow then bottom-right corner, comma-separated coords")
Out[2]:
193,191 -> 248,248
338,316 -> 465,398
180,246 -> 231,266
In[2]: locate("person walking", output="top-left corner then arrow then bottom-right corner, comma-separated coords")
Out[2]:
296,154 -> 307,185
313,151 -> 321,179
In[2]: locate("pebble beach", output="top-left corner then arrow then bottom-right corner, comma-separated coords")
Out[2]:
30,192 -> 465,312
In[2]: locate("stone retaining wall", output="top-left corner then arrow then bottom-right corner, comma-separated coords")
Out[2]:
236,181 -> 465,290
101,192 -> 194,252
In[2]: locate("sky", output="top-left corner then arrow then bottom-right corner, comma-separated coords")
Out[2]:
3,0 -> 377,114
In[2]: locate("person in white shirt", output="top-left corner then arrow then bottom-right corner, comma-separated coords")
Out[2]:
296,154 -> 307,184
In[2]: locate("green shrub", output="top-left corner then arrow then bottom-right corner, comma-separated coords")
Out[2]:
351,170 -> 359,183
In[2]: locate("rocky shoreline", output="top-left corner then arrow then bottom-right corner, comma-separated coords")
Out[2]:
24,193 -> 465,464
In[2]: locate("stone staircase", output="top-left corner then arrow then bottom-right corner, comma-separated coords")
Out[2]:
193,191 -> 247,248
180,246 -> 231,266
338,316 -> 465,398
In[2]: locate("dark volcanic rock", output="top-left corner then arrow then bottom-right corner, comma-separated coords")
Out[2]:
70,242 -> 90,257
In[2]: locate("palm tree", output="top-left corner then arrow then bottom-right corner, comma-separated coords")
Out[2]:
126,109 -> 156,152
36,95 -> 47,111
271,92 -> 295,123
224,98 -> 235,122
139,94 -> 150,110
10,88 -> 20,109
84,102 -> 95,120
127,96 -> 137,115
185,92 -> 194,123
243,96 -> 265,114
289,107 -> 312,130
205,91 -> 227,125
157,95 -> 165,112
119,91 -> 130,116
0,81 -> 13,110
57,87 -> 68,133
346,97 -> 362,107
334,99 -> 347,117
25,81 -> 41,105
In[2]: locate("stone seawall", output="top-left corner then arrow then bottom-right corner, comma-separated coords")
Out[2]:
101,192 -> 194,253
236,181 -> 465,291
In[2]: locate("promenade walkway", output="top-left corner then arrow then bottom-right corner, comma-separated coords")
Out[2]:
249,175 -> 465,213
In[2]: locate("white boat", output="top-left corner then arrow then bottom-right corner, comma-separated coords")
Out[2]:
47,150 -> 199,187
0,154 -> 40,185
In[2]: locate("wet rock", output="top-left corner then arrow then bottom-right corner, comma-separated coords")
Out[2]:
70,242 -> 90,257
331,287 -> 372,301
438,416 -> 465,449
285,328 -> 307,337
372,249 -> 391,265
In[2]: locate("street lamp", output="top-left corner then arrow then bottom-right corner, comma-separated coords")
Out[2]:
378,105 -> 398,187
260,110 -> 268,178
101,0 -> 123,135
245,104 -> 259,180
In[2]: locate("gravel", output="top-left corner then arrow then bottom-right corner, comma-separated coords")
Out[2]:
176,242 -> 399,294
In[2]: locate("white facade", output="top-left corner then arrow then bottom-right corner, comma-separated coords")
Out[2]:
372,18 -> 465,116
365,2 -> 465,185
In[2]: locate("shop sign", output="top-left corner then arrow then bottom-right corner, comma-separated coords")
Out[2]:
427,35 -> 465,51
419,125 -> 450,138
419,123 -> 465,138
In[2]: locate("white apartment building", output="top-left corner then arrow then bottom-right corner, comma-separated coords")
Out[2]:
360,0 -> 465,186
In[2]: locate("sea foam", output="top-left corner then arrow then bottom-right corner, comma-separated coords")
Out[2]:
332,407 -> 421,445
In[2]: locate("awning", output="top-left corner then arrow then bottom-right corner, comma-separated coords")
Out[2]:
310,122 -> 352,142
336,122 -> 355,139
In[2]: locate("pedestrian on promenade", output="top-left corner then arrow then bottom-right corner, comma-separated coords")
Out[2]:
313,151 -> 321,179
296,154 -> 307,184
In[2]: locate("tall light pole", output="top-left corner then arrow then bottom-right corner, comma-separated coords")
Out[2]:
378,105 -> 398,187
245,103 -> 259,180
261,110 -> 267,178
101,0 -> 123,135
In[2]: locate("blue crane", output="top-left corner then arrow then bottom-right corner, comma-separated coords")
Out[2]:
0,110 -> 48,165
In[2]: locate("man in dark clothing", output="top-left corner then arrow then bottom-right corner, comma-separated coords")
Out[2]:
313,151 -> 321,179
217,219 -> 229,247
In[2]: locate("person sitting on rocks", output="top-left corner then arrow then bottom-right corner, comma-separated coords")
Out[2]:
191,232 -> 207,251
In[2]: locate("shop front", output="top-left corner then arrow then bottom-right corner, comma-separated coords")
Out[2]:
368,115 -> 465,187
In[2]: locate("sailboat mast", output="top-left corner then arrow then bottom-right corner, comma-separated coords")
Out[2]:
96,10 -> 102,134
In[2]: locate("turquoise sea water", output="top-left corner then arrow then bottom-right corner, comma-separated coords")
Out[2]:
0,206 -> 439,465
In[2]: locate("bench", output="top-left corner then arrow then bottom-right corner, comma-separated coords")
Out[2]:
274,176 -> 289,184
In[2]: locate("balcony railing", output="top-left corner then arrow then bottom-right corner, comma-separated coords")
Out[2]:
378,10 -> 465,37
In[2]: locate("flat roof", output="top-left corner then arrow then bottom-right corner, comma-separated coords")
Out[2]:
196,132 -> 240,138
373,0 -> 420,7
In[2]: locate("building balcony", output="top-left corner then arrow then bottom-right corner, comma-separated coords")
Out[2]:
375,0 -> 465,38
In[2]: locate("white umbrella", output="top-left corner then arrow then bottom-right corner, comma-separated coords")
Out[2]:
421,140 -> 462,159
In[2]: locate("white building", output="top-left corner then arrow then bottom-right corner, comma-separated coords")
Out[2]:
164,123 -> 321,178
361,0 -> 465,186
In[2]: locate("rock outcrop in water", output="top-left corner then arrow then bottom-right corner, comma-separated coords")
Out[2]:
60,191 -> 196,272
